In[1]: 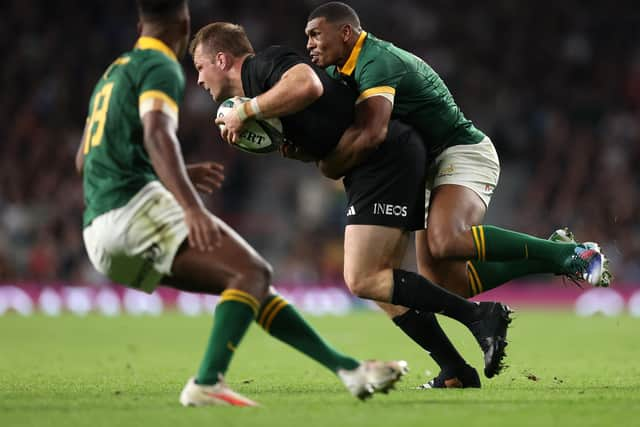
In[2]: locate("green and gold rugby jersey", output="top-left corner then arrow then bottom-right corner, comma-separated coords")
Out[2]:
81,37 -> 184,227
327,32 -> 485,157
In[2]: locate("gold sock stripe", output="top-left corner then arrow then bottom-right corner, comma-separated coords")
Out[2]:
466,262 -> 479,296
218,295 -> 258,316
479,226 -> 486,261
219,290 -> 259,316
471,226 -> 483,261
257,296 -> 285,326
222,289 -> 260,308
467,261 -> 484,295
263,299 -> 289,333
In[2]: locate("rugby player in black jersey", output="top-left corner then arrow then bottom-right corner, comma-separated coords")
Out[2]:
191,22 -> 513,383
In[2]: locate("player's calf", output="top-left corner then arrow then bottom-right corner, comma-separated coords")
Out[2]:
426,225 -> 477,261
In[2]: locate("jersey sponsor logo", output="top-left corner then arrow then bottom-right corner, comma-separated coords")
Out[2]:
346,205 -> 357,216
373,203 -> 408,217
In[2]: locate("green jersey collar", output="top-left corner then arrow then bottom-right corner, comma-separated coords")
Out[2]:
337,31 -> 368,76
135,37 -> 178,62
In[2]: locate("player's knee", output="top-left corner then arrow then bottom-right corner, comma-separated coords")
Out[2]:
343,269 -> 372,299
251,257 -> 273,295
236,257 -> 272,300
427,226 -> 467,260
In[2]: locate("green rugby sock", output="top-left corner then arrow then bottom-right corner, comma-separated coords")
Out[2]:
471,225 -> 575,268
466,260 -> 552,296
196,289 -> 258,385
257,294 -> 360,372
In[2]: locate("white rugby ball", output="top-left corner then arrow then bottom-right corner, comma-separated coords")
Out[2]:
216,97 -> 284,154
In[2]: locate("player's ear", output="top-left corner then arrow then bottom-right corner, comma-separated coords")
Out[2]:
215,52 -> 227,70
341,24 -> 353,42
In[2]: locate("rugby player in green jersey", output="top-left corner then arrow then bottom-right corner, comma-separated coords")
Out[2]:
76,0 -> 408,407
304,2 -> 612,388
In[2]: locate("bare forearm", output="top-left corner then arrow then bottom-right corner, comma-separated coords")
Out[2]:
319,96 -> 392,179
144,130 -> 203,210
320,127 -> 383,179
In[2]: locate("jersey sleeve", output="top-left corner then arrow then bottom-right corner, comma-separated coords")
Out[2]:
252,46 -> 308,91
138,59 -> 185,125
356,55 -> 405,106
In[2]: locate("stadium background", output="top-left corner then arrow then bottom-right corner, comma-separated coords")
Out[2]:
1,0 -> 639,314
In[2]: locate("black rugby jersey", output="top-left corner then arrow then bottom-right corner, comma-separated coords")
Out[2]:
241,46 -> 356,159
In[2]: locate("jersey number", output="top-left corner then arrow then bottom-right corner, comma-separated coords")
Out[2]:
83,82 -> 114,154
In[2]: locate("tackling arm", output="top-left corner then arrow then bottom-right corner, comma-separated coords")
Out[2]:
216,63 -> 323,142
246,63 -> 324,118
318,96 -> 393,179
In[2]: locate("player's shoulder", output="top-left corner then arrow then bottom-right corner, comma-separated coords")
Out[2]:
135,48 -> 181,69
131,50 -> 183,87
362,34 -> 401,62
359,33 -> 414,72
257,45 -> 307,63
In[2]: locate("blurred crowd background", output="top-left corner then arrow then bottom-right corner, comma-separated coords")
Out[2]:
1,0 -> 639,286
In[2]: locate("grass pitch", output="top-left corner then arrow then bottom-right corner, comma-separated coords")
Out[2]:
1,309 -> 639,427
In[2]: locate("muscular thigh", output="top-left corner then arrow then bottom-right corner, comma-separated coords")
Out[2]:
344,225 -> 409,280
417,185 -> 486,297
163,217 -> 269,296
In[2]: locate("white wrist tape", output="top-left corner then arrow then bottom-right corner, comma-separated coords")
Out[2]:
250,97 -> 263,119
236,102 -> 249,121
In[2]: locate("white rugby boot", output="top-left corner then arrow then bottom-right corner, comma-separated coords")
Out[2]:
179,376 -> 258,407
338,360 -> 408,400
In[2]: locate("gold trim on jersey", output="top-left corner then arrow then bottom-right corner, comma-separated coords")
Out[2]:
134,36 -> 178,62
139,90 -> 179,124
337,31 -> 368,76
356,86 -> 396,105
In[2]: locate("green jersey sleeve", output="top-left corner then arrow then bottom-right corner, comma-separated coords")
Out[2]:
138,59 -> 185,125
355,55 -> 405,105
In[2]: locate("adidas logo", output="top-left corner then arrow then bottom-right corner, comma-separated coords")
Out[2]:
346,205 -> 356,216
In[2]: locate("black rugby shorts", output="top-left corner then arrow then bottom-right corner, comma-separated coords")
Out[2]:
343,120 -> 426,231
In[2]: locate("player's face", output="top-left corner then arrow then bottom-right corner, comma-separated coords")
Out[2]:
305,17 -> 346,68
193,44 -> 229,102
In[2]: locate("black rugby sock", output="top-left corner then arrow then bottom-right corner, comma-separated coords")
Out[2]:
391,269 -> 480,326
393,309 -> 467,373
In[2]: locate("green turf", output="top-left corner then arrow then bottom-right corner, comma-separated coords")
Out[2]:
1,310 -> 639,427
